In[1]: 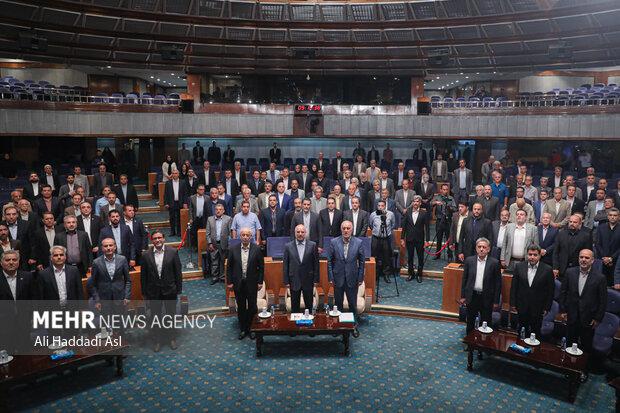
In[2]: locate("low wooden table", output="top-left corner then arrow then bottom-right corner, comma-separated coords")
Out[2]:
250,313 -> 355,357
463,330 -> 587,403
0,334 -> 129,410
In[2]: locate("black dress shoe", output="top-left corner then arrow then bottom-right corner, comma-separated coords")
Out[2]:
154,342 -> 161,353
352,328 -> 360,338
169,339 -> 178,350
406,274 -> 414,282
238,331 -> 247,340
249,332 -> 256,340
416,273 -> 422,283
383,275 -> 391,283
210,279 -> 218,285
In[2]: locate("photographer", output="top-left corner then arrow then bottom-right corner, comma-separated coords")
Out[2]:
431,183 -> 456,261
369,200 -> 395,283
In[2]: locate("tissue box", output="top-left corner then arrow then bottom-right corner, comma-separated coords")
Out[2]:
509,344 -> 531,355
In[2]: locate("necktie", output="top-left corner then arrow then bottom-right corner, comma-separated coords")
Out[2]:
271,211 -> 276,234
472,219 -> 479,241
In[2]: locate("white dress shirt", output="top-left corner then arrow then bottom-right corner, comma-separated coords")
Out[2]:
172,179 -> 180,201
527,263 -> 538,287
411,209 -> 419,224
154,247 -> 164,278
4,271 -> 16,300
82,217 -> 92,243
474,256 -> 487,292
53,265 -> 68,307
511,225 -> 527,259
578,269 -> 589,296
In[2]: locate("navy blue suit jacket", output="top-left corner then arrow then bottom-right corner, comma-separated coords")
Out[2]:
121,217 -> 149,253
89,254 -> 131,301
98,225 -> 136,262
327,236 -> 365,289
259,207 -> 287,240
532,200 -> 546,224
595,222 -> 620,262
538,225 -> 558,265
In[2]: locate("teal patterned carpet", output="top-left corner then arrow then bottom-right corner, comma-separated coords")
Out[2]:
9,315 -> 616,412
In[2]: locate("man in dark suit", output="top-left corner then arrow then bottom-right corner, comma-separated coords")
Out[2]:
99,191 -> 124,227
164,170 -> 189,236
39,246 -> 85,311
22,171 -> 43,203
141,231 -> 183,352
479,185 -> 501,222
332,152 -> 344,180
366,145 -> 379,164
532,189 -> 550,225
459,238 -> 502,334
4,206 -> 31,259
193,140 -> 204,164
552,214 -> 593,279
122,204 -> 149,265
509,245 -> 555,338
313,152 -> 329,172
223,144 -> 235,167
284,225 -> 320,313
41,164 -> 61,197
77,202 -> 102,258
184,168 -> 199,196
0,249 -> 38,352
413,143 -> 427,169
595,208 -> 620,286
247,170 -> 265,197
327,221 -> 365,336
285,198 -> 303,237
198,161 -> 217,191
418,175 -> 435,210
90,236 -> 131,329
93,164 -> 114,196
343,196 -> 369,238
53,215 -> 92,278
34,185 -> 64,223
114,174 -> 139,210
207,140 -> 221,165
538,212 -> 559,266
259,195 -> 287,245
0,222 -> 26,270
99,210 -> 136,267
232,161 -> 247,188
457,202 -> 493,262
226,227 -> 264,340
221,169 -> 240,200
319,198 -> 343,238
31,211 -> 60,270
401,196 -> 430,283
559,249 -> 607,377
269,142 -> 281,165
290,198 -> 323,252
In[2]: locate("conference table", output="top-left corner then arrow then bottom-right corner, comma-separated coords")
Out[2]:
463,329 -> 587,403
251,313 -> 355,357
0,334 -> 129,410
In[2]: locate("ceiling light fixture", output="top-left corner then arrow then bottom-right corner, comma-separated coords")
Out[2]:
150,76 -> 154,79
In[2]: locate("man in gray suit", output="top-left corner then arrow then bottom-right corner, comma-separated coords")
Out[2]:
394,179 -> 416,215
327,220 -> 365,336
236,188 -> 260,215
257,181 -> 274,211
205,204 -> 232,285
352,155 -> 367,180
543,187 -> 572,229
310,186 -> 327,214
90,237 -> 131,331
100,192 -> 124,227
500,209 -> 539,270
283,225 -> 320,313
452,159 -> 473,204
584,188 -> 606,230
431,154 -> 448,183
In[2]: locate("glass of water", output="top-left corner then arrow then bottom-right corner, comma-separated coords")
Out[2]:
0,350 -> 8,363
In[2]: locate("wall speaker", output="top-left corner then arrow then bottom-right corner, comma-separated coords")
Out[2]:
161,47 -> 184,61
18,33 -> 47,51
427,49 -> 450,66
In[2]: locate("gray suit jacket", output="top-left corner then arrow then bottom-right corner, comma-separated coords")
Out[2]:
235,197 -> 260,215
543,199 -> 572,229
74,175 -> 90,197
205,214 -> 232,249
352,162 -> 367,178
500,223 -> 539,267
58,184 -> 81,202
89,254 -> 131,301
310,197 -> 327,214
584,200 -> 604,229
452,168 -> 473,193
394,189 -> 416,215
257,192 -> 274,210
100,203 -> 124,227
380,178 -> 395,198
431,160 -> 448,182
